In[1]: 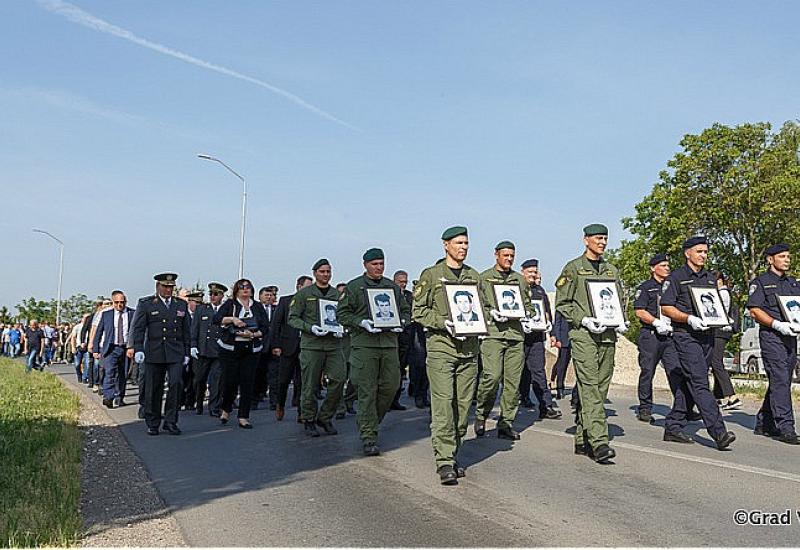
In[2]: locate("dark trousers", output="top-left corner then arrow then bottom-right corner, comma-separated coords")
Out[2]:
757,331 -> 797,436
144,361 -> 183,429
637,330 -> 688,412
138,361 -> 147,411
219,344 -> 259,419
711,336 -> 735,399
523,340 -> 552,412
194,355 -> 222,414
182,359 -> 196,409
406,332 -> 429,398
277,352 -> 302,408
550,346 -> 571,391
101,345 -> 128,401
254,352 -> 270,399
665,332 -> 726,439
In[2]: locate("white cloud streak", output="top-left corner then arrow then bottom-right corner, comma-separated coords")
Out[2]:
36,0 -> 358,130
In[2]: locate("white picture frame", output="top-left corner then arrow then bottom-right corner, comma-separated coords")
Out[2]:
586,280 -> 626,328
317,299 -> 343,334
443,283 -> 488,336
777,295 -> 800,330
688,286 -> 730,328
527,298 -> 549,331
492,284 -> 526,320
365,288 -> 402,329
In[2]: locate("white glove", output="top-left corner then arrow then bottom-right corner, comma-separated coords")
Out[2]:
719,325 -> 733,333
332,331 -> 344,339
134,351 -> 145,364
581,317 -> 607,334
311,325 -> 330,336
444,320 -> 467,341
390,327 -> 404,333
190,347 -> 199,359
615,321 -> 630,335
687,315 -> 709,331
652,319 -> 672,335
771,319 -> 797,336
521,319 -> 535,334
490,309 -> 509,323
183,356 -> 190,366
360,319 -> 382,334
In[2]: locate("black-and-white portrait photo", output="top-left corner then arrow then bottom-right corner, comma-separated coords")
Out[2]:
365,288 -> 402,329
777,295 -> 800,329
688,286 -> 730,327
492,284 -> 526,319
318,299 -> 343,333
586,280 -> 626,328
527,298 -> 548,331
444,283 -> 488,336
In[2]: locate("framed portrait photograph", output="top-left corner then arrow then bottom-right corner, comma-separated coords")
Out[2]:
527,299 -> 549,331
688,287 -> 731,327
586,280 -> 626,328
492,284 -> 526,320
443,283 -> 488,336
365,288 -> 402,329
777,295 -> 800,329
317,299 -> 343,334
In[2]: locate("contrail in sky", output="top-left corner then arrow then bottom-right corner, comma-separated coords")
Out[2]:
36,0 -> 358,130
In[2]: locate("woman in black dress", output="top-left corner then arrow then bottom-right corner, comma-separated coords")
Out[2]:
213,278 -> 269,428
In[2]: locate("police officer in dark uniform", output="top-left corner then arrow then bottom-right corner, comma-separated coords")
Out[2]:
129,273 -> 191,436
746,243 -> 800,444
191,282 -> 227,416
519,259 -> 561,420
660,237 -> 736,449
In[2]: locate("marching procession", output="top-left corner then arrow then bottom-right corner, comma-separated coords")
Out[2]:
9,223 -> 799,486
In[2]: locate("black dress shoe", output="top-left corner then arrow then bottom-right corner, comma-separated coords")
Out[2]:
363,442 -> 380,456
437,465 -> 458,485
238,420 -> 253,429
454,463 -> 466,478
541,406 -> 562,420
335,411 -> 346,420
316,419 -> 338,435
415,395 -> 426,409
162,423 -> 182,435
714,430 -> 736,450
474,419 -> 486,437
304,421 -> 320,437
592,444 -> 616,463
147,427 -> 159,436
498,426 -> 520,440
390,401 -> 407,411
102,398 -> 114,409
774,432 -> 800,445
637,409 -> 653,423
663,431 -> 694,444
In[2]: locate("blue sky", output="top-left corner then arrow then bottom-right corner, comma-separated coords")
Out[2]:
1,1 -> 798,311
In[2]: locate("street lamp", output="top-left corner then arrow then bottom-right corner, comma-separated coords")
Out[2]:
32,229 -> 64,325
198,154 -> 247,279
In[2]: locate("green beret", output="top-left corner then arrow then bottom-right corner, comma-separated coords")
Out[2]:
312,258 -> 330,271
363,248 -> 384,262
495,240 -> 515,251
583,223 -> 608,237
441,225 -> 468,241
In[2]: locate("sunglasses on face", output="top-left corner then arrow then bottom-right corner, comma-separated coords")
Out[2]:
240,284 -> 253,290
113,300 -> 126,304
211,291 -> 223,296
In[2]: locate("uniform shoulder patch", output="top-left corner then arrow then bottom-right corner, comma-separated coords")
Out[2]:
635,289 -> 642,300
749,284 -> 757,295
661,280 -> 671,292
556,275 -> 570,288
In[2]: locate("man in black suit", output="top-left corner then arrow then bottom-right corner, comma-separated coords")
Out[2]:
255,285 -> 280,410
268,276 -> 312,421
191,282 -> 226,416
129,272 -> 191,436
92,290 -> 135,408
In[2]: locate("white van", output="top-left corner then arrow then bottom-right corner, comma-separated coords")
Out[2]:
739,311 -> 800,378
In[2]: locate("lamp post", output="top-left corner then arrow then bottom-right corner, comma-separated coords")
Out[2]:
198,154 -> 247,279
32,229 -> 64,325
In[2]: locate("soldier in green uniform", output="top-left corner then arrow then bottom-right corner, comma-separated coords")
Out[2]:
474,241 -> 533,441
555,224 -> 627,463
338,248 -> 411,456
335,282 -> 358,420
288,259 -> 346,437
412,226 -> 482,485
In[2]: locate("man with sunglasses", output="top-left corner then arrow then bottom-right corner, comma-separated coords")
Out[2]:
92,291 -> 135,408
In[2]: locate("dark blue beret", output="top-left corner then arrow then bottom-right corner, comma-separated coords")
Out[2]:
765,243 -> 790,256
521,259 -> 539,269
649,253 -> 668,266
682,236 -> 708,251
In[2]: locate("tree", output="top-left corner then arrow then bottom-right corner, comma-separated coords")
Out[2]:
14,294 -> 96,324
613,121 -> 800,304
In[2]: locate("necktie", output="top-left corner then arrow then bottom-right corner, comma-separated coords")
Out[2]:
116,311 -> 124,345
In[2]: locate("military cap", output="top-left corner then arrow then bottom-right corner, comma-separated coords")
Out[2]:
265,285 -> 279,293
186,291 -> 204,302
208,282 -> 228,294
521,258 -> 539,269
682,236 -> 708,250
766,243 -> 790,256
313,258 -> 330,271
363,248 -> 384,261
154,272 -> 178,286
494,240 -> 515,251
649,253 -> 668,266
441,225 -> 468,241
583,223 -> 608,236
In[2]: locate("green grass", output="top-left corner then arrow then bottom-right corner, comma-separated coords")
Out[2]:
732,381 -> 800,403
0,358 -> 82,547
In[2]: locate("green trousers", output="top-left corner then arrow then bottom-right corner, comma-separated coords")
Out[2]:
427,349 -> 478,468
475,338 -> 523,429
350,346 -> 400,443
570,330 -> 615,448
299,348 -> 345,423
336,359 -> 358,414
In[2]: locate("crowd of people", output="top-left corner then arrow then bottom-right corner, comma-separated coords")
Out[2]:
8,223 -> 799,485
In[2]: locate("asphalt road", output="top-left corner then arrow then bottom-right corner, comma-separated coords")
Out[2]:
53,364 -> 800,547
